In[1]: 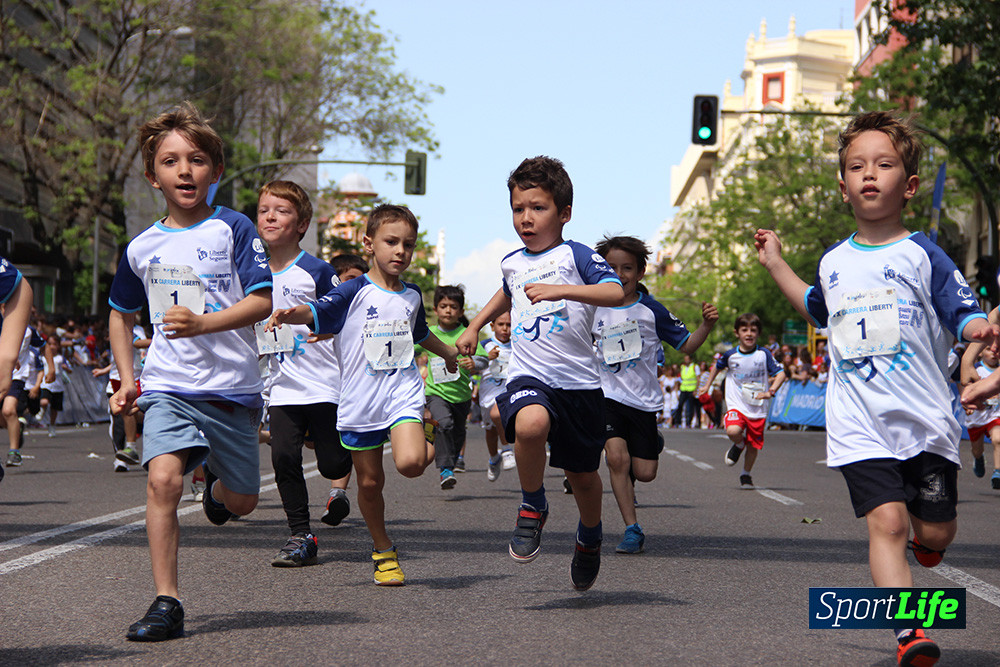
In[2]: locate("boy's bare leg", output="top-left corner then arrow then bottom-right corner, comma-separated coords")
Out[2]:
391,421 -> 432,478
352,448 -> 390,550
866,501 -> 914,587
513,405 -> 549,494
2,396 -> 19,450
910,514 -> 957,553
145,452 -> 187,598
970,437 -> 984,460
743,446 -> 759,472
484,425 -> 499,459
604,438 -> 636,525
725,425 -> 745,447
211,481 -> 258,516
565,469 -> 602,529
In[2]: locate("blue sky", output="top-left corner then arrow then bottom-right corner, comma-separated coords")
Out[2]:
320,1 -> 853,310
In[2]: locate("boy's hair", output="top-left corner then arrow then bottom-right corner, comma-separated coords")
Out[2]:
594,234 -> 650,273
838,110 -> 922,179
734,312 -> 762,332
366,204 -> 419,237
258,180 -> 313,226
329,253 -> 369,277
139,101 -> 224,177
434,284 -> 465,309
507,156 -> 573,212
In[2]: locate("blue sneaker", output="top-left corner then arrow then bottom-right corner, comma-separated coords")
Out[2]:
992,469 -> 1000,490
440,468 -> 456,490
509,503 -> 548,562
615,523 -> 645,554
973,455 -> 986,478
271,534 -> 318,567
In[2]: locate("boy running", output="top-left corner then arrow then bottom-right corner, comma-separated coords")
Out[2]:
457,156 -> 624,591
478,311 -> 514,479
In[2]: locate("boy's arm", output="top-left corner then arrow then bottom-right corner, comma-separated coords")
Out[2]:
754,229 -> 811,320
961,308 -> 1000,387
419,332 -> 458,373
109,309 -> 138,416
457,288 -> 510,355
523,281 -> 624,308
679,301 -> 719,355
764,370 -> 787,398
164,289 -> 273,338
962,370 -> 1000,411
699,365 -> 720,396
0,279 -> 31,397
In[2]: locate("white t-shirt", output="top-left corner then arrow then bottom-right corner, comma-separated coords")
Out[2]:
13,327 -> 44,382
594,294 -> 691,412
41,354 -> 67,393
500,240 -> 621,390
805,232 -> 986,466
108,206 -> 272,406
478,337 -> 511,409
966,364 -> 1000,429
309,275 -> 429,432
716,346 -> 783,420
267,251 -> 342,406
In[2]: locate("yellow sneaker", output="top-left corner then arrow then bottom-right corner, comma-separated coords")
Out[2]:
372,547 -> 405,586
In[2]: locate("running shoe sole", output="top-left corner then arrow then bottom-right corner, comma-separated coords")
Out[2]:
321,493 -> 350,526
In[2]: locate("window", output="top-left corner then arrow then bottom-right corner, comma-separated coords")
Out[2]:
762,72 -> 784,105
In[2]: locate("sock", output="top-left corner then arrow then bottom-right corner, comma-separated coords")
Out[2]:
742,468 -> 752,476
489,453 -> 502,464
374,544 -> 395,554
895,628 -> 915,643
576,520 -> 602,546
125,441 -> 135,449
207,480 -> 225,507
522,486 -> 547,511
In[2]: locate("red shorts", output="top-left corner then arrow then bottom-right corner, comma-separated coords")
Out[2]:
967,417 -> 1000,442
724,409 -> 766,450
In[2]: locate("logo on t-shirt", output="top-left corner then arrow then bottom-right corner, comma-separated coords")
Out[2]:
252,239 -> 265,254
196,247 -> 229,262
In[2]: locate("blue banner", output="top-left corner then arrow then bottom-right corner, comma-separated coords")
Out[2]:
768,381 -> 826,427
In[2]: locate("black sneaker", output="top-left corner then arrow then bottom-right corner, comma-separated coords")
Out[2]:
725,444 -> 743,466
320,489 -> 350,527
126,595 -> 184,642
202,466 -> 235,526
454,456 -> 466,473
739,474 -> 754,489
271,534 -> 318,567
509,503 -> 548,562
571,540 -> 601,591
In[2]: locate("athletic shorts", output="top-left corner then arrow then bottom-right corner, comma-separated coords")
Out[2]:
41,389 -> 63,412
967,418 -> 1000,443
496,376 -> 605,474
137,392 -> 261,496
838,451 -> 958,521
724,409 -> 766,450
604,398 -> 663,461
340,417 -> 421,452
3,379 -> 25,402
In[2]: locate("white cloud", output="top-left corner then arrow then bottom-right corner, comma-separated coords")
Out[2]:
447,238 -> 521,314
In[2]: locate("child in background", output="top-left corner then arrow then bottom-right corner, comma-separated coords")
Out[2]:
456,156 -> 624,591
40,335 -> 71,437
269,204 -> 458,586
478,310 -> 514,479
416,284 -> 485,490
701,313 -> 785,489
592,234 -> 717,553
962,347 -> 1000,489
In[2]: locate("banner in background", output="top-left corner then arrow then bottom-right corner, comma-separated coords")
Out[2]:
768,380 -> 826,427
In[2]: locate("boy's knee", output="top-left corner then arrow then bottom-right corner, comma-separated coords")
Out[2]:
147,473 -> 184,503
514,406 -> 549,442
395,457 -> 426,478
604,446 -> 629,472
725,426 -> 744,442
867,504 -> 909,538
356,470 -> 386,494
225,493 -> 258,516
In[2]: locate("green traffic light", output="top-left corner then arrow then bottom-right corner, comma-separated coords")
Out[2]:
698,126 -> 712,140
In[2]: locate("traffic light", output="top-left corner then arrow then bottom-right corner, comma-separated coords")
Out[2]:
975,255 -> 999,307
691,95 -> 718,145
404,150 -> 426,195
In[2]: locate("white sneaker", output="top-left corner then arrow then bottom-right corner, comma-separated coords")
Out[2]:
487,454 -> 502,482
191,479 -> 206,503
47,425 -> 56,437
113,460 -> 129,473
501,448 -> 516,470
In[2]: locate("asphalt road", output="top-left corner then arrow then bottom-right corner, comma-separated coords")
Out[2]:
1,422 -> 998,665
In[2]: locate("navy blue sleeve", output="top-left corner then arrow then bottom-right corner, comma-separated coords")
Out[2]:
641,294 -> 691,350
223,208 -> 272,295
311,276 -> 366,335
300,253 -> 341,297
0,256 -> 22,304
716,348 -> 735,370
406,282 -> 431,344
763,347 -> 783,376
912,234 -> 987,340
29,327 -> 44,348
569,241 -> 622,286
108,244 -> 146,313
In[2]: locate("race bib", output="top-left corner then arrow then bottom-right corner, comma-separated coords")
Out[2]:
510,261 -> 566,321
147,264 -> 205,323
741,381 -> 766,407
828,288 -> 901,360
429,357 -> 460,384
254,319 -> 295,355
362,319 -> 413,371
602,319 -> 642,364
489,348 -> 511,380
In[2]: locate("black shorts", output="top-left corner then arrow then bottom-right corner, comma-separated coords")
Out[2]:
41,389 -> 63,412
604,398 -> 662,460
838,452 -> 958,521
3,379 -> 25,402
496,376 -> 605,474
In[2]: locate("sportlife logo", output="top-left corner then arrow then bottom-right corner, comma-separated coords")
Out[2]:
809,588 -> 965,629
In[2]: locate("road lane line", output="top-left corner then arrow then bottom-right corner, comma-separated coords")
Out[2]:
933,563 -> 1000,610
754,488 -> 804,506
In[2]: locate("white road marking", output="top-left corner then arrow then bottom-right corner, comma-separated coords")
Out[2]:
753,488 -> 803,506
933,564 -> 1000,610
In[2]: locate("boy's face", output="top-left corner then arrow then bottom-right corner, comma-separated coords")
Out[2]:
363,219 -> 416,278
839,130 -> 919,226
338,267 -> 364,282
257,193 -> 308,249
510,186 -> 571,253
736,324 -> 759,349
146,130 -> 222,210
604,248 -> 644,299
492,312 -> 511,343
435,296 -> 463,328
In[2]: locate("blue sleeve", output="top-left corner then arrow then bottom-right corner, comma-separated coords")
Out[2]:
108,244 -> 146,313
0,256 -> 22,304
641,294 -> 691,350
407,282 -> 431,344
763,348 -> 783,376
716,349 -> 734,370
569,241 -> 622,287
311,277 -> 365,335
224,209 -> 272,295
913,235 -> 987,340
301,254 -> 340,296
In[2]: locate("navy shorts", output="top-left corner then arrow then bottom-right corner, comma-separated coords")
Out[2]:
838,451 -> 958,521
604,398 -> 663,461
496,376 -> 605,473
3,379 -> 25,402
